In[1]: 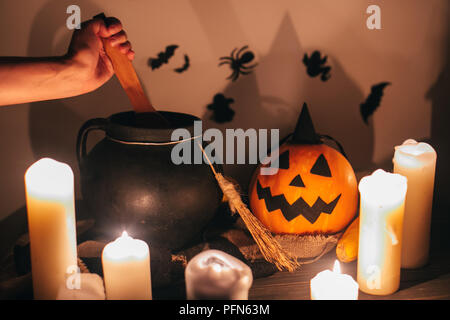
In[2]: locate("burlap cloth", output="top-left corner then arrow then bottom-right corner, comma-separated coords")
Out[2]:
216,219 -> 340,263
76,218 -> 340,288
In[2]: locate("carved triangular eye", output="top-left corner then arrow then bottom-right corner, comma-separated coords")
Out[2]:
310,154 -> 332,177
290,175 -> 305,187
271,150 -> 289,170
265,150 -> 290,170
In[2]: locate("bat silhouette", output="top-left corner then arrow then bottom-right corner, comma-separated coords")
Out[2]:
174,54 -> 190,73
360,82 -> 391,124
303,51 -> 331,81
148,45 -> 179,70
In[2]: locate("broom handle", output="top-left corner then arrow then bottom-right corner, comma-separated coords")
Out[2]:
197,142 -> 221,178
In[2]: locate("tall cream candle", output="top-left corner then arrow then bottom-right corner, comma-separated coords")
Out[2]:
102,231 -> 152,300
393,139 -> 437,268
357,169 -> 407,295
24,158 -> 78,300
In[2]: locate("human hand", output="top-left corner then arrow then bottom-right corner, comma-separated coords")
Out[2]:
64,16 -> 135,94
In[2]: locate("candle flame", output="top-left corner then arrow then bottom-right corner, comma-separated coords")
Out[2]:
103,231 -> 149,261
333,260 -> 341,274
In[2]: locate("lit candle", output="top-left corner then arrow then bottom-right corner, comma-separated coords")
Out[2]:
102,231 -> 151,300
393,139 -> 437,268
310,260 -> 358,300
357,169 -> 407,295
24,158 -> 78,300
185,250 -> 253,300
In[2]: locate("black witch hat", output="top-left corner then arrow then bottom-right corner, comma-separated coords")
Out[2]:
292,103 -> 322,144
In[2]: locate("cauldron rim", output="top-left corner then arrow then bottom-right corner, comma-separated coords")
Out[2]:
106,111 -> 200,143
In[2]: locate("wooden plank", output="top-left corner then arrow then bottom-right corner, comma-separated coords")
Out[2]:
363,273 -> 450,300
250,249 -> 450,300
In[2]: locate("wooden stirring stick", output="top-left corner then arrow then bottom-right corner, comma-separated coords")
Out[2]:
94,13 -> 170,126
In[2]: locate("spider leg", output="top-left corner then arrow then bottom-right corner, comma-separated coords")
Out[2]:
219,56 -> 232,61
239,70 -> 252,75
227,70 -> 239,82
218,61 -> 231,66
230,48 -> 237,60
241,63 -> 258,70
232,70 -> 240,82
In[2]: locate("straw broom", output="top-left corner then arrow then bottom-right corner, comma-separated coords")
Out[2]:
198,143 -> 300,272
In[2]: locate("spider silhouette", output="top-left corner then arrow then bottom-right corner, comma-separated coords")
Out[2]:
303,50 -> 331,81
219,46 -> 257,82
207,94 -> 235,123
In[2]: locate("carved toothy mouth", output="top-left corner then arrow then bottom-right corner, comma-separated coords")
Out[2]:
256,180 -> 341,224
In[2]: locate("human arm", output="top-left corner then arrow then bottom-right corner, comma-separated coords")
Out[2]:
0,16 -> 134,106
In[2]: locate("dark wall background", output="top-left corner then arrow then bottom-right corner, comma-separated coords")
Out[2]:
0,0 -> 448,221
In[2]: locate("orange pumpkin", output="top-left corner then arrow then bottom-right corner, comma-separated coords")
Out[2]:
249,104 -> 358,235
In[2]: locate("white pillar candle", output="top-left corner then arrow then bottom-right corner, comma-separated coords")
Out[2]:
102,231 -> 152,300
24,158 -> 78,300
357,169 -> 408,295
185,249 -> 253,300
310,260 -> 359,300
393,139 -> 437,268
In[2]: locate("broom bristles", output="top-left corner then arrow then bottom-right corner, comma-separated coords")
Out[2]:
197,142 -> 300,271
216,173 -> 300,271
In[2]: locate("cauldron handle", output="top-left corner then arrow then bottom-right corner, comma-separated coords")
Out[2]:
76,118 -> 108,170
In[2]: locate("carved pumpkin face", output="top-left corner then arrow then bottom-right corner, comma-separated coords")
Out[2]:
249,143 -> 358,235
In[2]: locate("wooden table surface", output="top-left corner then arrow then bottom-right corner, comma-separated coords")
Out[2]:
1,187 -> 450,300
250,249 -> 450,300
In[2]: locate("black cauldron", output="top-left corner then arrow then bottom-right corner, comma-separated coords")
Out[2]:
76,111 -> 221,250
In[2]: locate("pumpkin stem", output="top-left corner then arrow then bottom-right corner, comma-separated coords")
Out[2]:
292,103 -> 322,144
